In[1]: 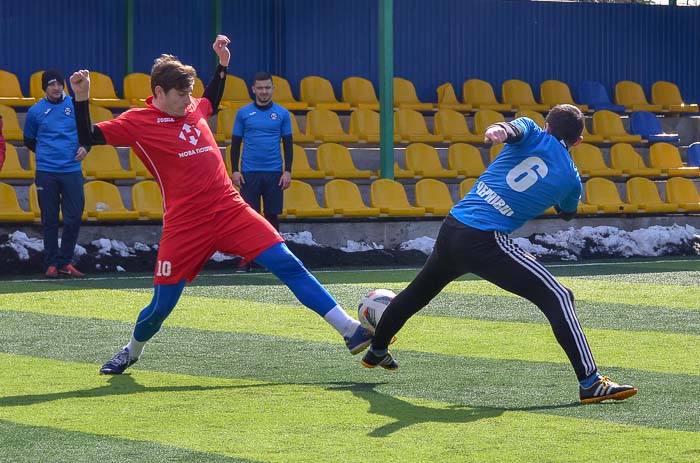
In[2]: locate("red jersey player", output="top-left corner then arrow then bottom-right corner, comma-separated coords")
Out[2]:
69,35 -> 372,375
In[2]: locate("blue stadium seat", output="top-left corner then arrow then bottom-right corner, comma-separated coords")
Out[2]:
629,111 -> 680,144
688,142 -> 700,167
579,81 -> 625,113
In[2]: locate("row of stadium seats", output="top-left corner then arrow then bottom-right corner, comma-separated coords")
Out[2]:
2,141 -> 698,183
2,69 -> 696,115
2,175 -> 699,223
210,106 -> 683,145
282,176 -> 700,218
0,180 -> 162,222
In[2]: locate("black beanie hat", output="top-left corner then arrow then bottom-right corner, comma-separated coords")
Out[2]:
42,70 -> 64,90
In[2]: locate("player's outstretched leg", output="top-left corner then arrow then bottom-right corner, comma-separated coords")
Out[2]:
579,373 -> 638,404
100,281 -> 185,374
361,347 -> 398,370
254,242 -> 372,354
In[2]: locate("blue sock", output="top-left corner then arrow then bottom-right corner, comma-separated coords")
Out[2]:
254,242 -> 337,317
133,281 -> 186,342
579,372 -> 603,388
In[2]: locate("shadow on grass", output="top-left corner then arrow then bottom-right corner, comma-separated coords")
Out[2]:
0,374 -> 276,407
325,382 -> 582,437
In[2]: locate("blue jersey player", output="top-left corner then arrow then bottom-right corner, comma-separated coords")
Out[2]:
362,104 -> 637,404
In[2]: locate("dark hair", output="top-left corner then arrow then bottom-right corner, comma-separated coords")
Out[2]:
544,104 -> 584,147
252,72 -> 273,85
150,54 -> 196,95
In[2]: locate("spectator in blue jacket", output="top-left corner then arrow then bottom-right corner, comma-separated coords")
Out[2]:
24,70 -> 88,277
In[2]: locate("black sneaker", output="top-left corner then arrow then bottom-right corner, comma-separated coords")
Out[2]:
99,348 -> 138,375
361,349 -> 398,370
579,376 -> 638,404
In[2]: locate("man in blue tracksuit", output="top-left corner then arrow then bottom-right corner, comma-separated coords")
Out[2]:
24,70 -> 88,277
362,104 -> 637,404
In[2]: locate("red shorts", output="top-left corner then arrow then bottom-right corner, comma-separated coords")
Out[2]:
153,204 -> 283,284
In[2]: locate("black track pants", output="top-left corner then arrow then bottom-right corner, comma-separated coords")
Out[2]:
372,215 -> 597,380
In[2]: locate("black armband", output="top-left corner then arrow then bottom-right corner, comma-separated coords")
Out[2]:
282,135 -> 293,172
492,122 -> 524,143
203,64 -> 228,112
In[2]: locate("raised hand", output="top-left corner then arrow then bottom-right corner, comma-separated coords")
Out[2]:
69,70 -> 91,101
212,35 -> 231,67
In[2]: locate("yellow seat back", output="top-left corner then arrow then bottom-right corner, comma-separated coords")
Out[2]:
0,104 -> 23,140
626,177 -> 664,206
502,79 -> 538,107
666,177 -> 700,204
129,149 -> 154,179
82,145 -> 126,177
193,77 -> 204,98
306,109 -> 349,138
490,144 -> 504,163
393,77 -> 432,110
405,143 -> 450,175
415,178 -> 454,214
291,144 -> 325,178
283,180 -> 333,216
394,109 -> 431,137
89,71 -> 121,100
222,75 -> 252,107
514,109 -> 545,128
324,179 -> 370,210
459,178 -> 477,197
317,143 -> 364,176
84,180 -> 129,213
0,182 -> 34,221
131,180 -> 163,218
89,104 -> 114,123
570,143 -> 608,171
215,107 -> 238,141
0,144 -> 33,179
650,143 -> 683,169
540,80 -> 575,106
300,76 -> 341,106
651,81 -> 682,106
463,79 -> 503,107
592,110 -> 628,137
370,178 -> 413,209
473,109 -> 505,136
342,77 -> 379,108
585,177 -> 624,205
123,72 -> 151,104
434,108 -> 473,137
615,80 -> 649,107
610,144 -> 648,170
448,143 -> 485,177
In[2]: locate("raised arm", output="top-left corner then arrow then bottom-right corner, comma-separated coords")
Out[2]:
69,70 -> 107,146
202,35 -> 231,110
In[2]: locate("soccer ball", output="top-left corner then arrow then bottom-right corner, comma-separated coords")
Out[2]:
357,288 -> 396,332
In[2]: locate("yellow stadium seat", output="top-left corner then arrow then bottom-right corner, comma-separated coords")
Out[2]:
393,161 -> 415,179
577,201 -> 598,214
300,76 -> 351,111
462,79 -> 512,112
317,143 -> 371,178
0,104 -> 23,140
129,149 -> 154,179
436,83 -> 472,112
131,180 -> 163,220
665,177 -> 700,212
123,72 -> 151,107
394,109 -> 443,143
473,109 -> 505,138
405,143 -> 458,178
0,70 -> 35,107
29,71 -> 69,100
582,124 -> 605,144
459,178 -> 478,198
610,143 -> 662,177
271,75 -> 309,111
89,104 -> 114,123
349,108 -> 400,143
370,178 -> 425,216
625,177 -> 679,213
87,71 -> 131,108
592,110 -> 642,143
305,109 -> 358,143
82,145 -> 136,180
28,183 -> 41,219
649,143 -> 700,177
415,179 -> 454,215
324,179 -> 380,217
0,183 -> 35,221
193,78 -> 204,98
342,77 -> 380,110
614,80 -> 663,113
539,80 -> 589,112
393,77 -> 434,111
289,112 -> 314,143
84,180 -> 139,221
283,180 -> 334,217
489,144 -> 504,164
502,79 -> 550,112
213,107 -> 237,142
448,143 -> 486,177
570,143 -> 623,177
0,144 -> 33,179
220,75 -> 252,110
434,109 -> 482,143
584,177 -> 638,213
651,81 -> 699,113
514,110 -> 545,128
291,144 -> 325,179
